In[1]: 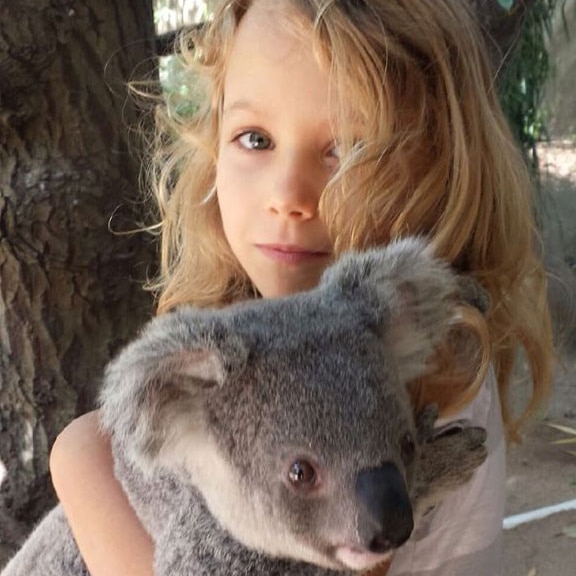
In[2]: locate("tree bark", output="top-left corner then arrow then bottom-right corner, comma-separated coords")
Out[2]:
0,0 -> 156,559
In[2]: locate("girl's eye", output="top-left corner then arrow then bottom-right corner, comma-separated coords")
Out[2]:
236,131 -> 273,151
288,459 -> 317,489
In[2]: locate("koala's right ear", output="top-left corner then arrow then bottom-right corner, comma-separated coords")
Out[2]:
321,237 -> 463,384
98,309 -> 247,470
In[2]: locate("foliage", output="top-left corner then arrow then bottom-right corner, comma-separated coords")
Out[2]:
159,54 -> 200,118
154,0 -> 213,35
154,0 -> 214,118
497,0 -> 560,170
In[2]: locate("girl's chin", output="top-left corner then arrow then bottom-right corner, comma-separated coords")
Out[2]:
254,275 -> 323,299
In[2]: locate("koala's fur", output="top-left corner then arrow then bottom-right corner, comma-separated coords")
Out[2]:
2,238 -> 488,576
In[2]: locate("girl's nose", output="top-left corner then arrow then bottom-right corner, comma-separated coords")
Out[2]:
266,151 -> 325,220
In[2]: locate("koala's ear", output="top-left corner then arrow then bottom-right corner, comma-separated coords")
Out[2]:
153,347 -> 229,387
321,237 -> 465,383
98,309 -> 247,470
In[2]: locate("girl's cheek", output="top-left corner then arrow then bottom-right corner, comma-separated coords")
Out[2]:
216,146 -> 241,180
219,145 -> 270,180
216,150 -> 260,195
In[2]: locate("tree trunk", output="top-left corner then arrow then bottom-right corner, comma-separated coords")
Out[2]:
0,0 -> 156,560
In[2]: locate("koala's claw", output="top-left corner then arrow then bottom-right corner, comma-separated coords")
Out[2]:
416,405 -> 486,448
432,420 -> 486,442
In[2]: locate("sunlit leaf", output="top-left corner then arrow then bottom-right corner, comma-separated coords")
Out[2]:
497,0 -> 515,9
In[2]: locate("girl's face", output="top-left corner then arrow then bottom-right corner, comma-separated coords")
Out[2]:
216,1 -> 337,298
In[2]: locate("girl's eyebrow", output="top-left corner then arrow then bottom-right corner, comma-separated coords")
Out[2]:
222,100 -> 261,116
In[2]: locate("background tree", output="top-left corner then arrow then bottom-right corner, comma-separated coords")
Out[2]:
0,0 -> 156,561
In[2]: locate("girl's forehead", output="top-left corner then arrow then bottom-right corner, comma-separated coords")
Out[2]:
229,0 -> 315,65
220,0 -> 370,138
222,2 -> 330,109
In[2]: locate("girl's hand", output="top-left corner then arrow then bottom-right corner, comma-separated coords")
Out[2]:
50,410 -> 155,576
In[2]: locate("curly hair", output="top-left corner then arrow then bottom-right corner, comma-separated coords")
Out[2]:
148,0 -> 553,438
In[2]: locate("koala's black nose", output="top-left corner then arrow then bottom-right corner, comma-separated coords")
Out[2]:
355,462 -> 414,553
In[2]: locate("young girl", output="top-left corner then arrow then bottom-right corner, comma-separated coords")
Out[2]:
49,0 -> 554,575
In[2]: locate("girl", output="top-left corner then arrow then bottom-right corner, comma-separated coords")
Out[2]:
50,0 -> 554,575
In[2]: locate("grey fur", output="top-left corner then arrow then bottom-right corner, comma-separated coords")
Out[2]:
2,237 -> 488,576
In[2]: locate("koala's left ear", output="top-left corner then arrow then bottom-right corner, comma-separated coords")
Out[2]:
321,237 -> 474,384
98,308 -> 248,470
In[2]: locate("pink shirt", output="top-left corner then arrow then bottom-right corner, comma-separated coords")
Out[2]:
389,368 -> 505,576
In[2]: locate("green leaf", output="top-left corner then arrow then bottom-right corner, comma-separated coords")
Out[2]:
497,0 -> 515,9
563,524 -> 576,538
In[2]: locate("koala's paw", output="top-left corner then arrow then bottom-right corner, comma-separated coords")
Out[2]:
413,411 -> 487,515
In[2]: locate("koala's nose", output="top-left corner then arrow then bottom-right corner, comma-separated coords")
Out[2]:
355,462 -> 414,553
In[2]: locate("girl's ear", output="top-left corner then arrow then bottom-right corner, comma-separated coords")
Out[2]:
98,310 -> 248,469
320,237 -> 461,383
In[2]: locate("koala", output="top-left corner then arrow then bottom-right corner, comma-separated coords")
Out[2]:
1,237 -> 488,576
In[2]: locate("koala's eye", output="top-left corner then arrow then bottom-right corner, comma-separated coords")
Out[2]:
288,459 -> 317,489
400,432 -> 415,465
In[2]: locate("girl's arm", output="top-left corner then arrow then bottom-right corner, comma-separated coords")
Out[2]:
50,410 -> 155,576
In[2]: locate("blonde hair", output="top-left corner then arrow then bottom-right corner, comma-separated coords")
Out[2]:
149,0 -> 553,438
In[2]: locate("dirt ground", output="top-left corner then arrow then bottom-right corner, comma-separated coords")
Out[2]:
504,355 -> 576,576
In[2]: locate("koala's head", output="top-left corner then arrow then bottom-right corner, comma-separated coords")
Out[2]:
100,238 -> 475,572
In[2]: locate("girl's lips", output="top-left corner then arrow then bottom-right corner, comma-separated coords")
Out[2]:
256,244 -> 331,265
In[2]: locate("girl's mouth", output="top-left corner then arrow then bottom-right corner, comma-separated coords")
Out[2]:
255,244 -> 331,265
